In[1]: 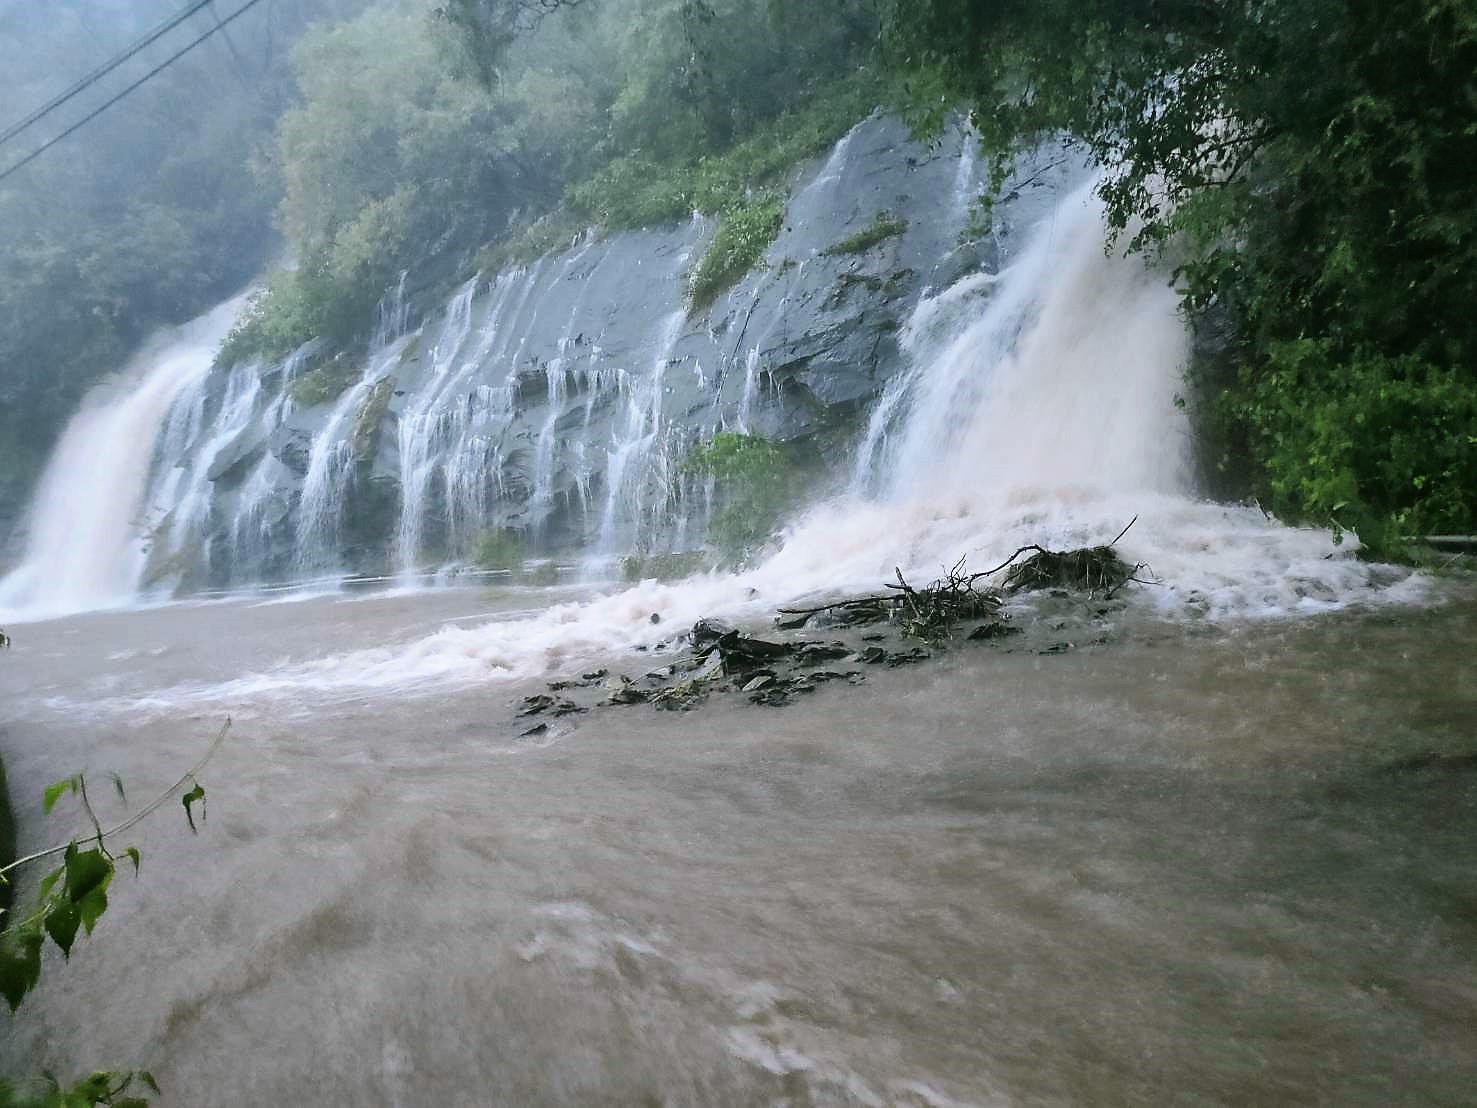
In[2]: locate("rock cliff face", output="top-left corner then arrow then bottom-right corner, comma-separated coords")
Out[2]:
143,117 -> 1078,587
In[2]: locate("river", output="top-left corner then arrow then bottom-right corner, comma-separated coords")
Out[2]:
1,584 -> 1474,1106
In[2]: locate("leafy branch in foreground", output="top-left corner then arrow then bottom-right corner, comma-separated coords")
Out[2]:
0,719 -> 230,1107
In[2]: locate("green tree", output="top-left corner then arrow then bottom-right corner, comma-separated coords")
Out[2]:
878,0 -> 1477,552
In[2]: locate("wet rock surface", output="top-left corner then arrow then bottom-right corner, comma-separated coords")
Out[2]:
150,120 -> 1082,588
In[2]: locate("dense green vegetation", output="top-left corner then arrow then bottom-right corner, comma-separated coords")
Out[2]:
0,0 -> 370,532
822,209 -> 908,257
471,526 -> 525,570
880,0 -> 1477,553
219,0 -> 881,362
688,189 -> 786,308
684,432 -> 801,563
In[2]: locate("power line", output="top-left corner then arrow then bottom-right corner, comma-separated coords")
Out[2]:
0,0 -> 218,150
0,0 -> 270,186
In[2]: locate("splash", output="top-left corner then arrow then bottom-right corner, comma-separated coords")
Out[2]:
180,184 -> 1422,702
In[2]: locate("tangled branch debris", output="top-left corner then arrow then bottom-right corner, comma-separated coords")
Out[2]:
884,558 -> 1003,641
515,522 -> 1153,727
978,516 -> 1150,599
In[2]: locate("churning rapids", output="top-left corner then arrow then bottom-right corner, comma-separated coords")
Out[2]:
1,181 -> 1473,1105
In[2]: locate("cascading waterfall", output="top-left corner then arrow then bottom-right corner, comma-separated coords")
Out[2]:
596,309 -> 689,555
394,275 -> 482,571
0,294 -> 250,619
198,180 -> 1421,699
294,343 -> 403,575
2,119 -> 1418,636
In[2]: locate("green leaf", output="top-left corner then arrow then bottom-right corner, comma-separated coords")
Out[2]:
182,782 -> 206,833
0,927 -> 44,1011
37,865 -> 64,901
42,777 -> 77,815
123,847 -> 141,874
77,884 -> 109,936
64,847 -> 111,902
43,900 -> 81,958
107,773 -> 127,807
139,1072 -> 160,1095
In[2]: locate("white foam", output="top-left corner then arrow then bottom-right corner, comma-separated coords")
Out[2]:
125,184 -> 1426,704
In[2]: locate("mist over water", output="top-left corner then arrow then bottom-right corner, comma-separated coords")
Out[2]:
0,294 -> 250,621
156,184 -> 1418,704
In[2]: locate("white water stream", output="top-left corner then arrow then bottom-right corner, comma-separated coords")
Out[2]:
144,185 -> 1420,703
0,294 -> 249,620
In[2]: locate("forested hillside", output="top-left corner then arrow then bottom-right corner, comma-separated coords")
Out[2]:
215,0 -> 880,365
3,0 -> 1473,558
882,0 -> 1477,553
0,0 -> 369,532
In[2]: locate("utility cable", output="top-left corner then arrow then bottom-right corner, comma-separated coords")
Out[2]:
0,0 -> 270,185
0,0 -> 218,150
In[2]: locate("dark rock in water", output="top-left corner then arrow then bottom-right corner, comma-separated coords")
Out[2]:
807,670 -> 859,683
517,694 -> 555,717
519,722 -> 549,738
692,620 -> 792,670
690,619 -> 736,649
850,646 -> 888,665
650,612 -> 662,624
604,675 -> 649,705
553,700 -> 584,717
581,668 -> 609,682
773,613 -> 814,631
741,673 -> 775,693
967,621 -> 1020,641
886,647 -> 932,667
794,641 -> 852,667
819,602 -> 891,628
749,684 -> 795,707
1037,642 -> 1073,655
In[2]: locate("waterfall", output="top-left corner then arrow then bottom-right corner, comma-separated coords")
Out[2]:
394,275 -> 482,572
0,293 -> 249,620
293,345 -> 400,576
595,309 -> 688,555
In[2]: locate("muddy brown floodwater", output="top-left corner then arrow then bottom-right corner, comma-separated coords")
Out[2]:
1,587 -> 1475,1106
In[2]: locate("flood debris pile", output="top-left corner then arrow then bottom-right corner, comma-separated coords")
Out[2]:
989,516 -> 1147,598
512,527 -> 1150,729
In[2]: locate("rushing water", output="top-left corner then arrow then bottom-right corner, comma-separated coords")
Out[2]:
1,590 -> 1473,1105
0,295 -> 249,618
1,137 -> 1471,1104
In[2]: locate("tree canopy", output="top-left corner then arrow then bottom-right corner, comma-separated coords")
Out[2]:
881,0 -> 1477,550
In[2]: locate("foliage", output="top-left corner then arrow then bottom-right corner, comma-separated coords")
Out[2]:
235,1 -> 884,368
620,550 -> 707,582
472,527 -> 526,570
878,0 -> 1477,555
284,357 -> 362,409
684,432 -> 799,563
0,722 -> 226,1104
688,191 -> 787,310
563,70 -> 884,229
1236,342 -> 1477,550
0,0 -> 372,525
821,210 -> 907,257
0,1068 -> 160,1108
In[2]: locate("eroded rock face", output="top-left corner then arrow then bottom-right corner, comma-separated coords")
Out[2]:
157,118 -> 1082,585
